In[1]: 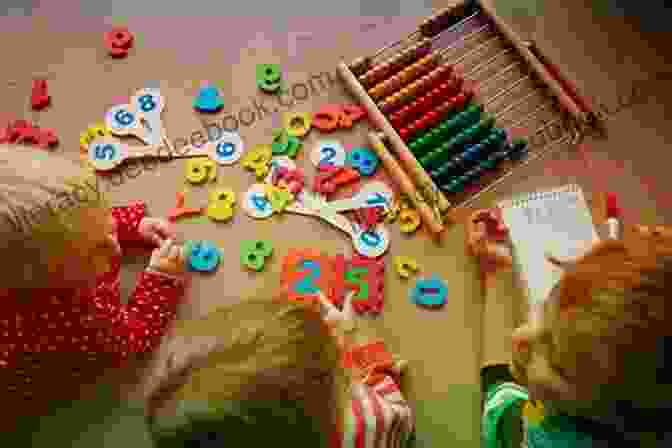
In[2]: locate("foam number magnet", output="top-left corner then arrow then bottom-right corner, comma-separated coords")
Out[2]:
257,64 -> 282,93
411,275 -> 448,308
281,249 -> 335,303
310,140 -> 346,168
271,128 -> 290,155
346,147 -> 379,177
186,240 -> 221,273
105,104 -> 151,144
207,187 -> 235,222
240,240 -> 273,271
351,222 -> 390,258
242,183 -> 274,219
264,156 -> 296,184
212,131 -> 244,165
131,88 -> 166,146
185,158 -> 217,184
344,256 -> 385,314
399,208 -> 421,234
393,256 -> 419,279
80,123 -> 111,152
312,104 -> 342,132
242,144 -> 272,179
283,111 -> 312,138
87,136 -> 128,171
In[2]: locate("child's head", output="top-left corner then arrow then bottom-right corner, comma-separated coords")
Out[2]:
149,297 -> 348,447
510,226 -> 671,417
0,144 -> 117,292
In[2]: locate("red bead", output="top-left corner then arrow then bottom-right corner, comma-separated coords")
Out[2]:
399,128 -> 409,140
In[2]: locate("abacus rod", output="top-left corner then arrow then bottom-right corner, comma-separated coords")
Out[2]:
436,23 -> 493,58
477,0 -> 585,123
451,35 -> 503,67
473,61 -> 521,91
505,103 -> 551,130
336,61 -> 451,214
367,131 -> 445,234
464,47 -> 514,79
458,132 -> 573,209
483,75 -> 530,107
358,9 -> 482,66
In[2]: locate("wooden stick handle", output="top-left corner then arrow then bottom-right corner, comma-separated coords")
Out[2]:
478,0 -> 587,125
337,61 -> 451,213
367,131 -> 445,234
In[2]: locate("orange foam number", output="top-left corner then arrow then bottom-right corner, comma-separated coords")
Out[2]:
312,105 -> 342,132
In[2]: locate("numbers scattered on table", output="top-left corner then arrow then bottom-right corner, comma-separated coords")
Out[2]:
310,140 -> 346,168
242,144 -> 272,179
186,240 -> 221,273
393,255 -> 420,279
284,111 -> 312,138
185,158 -> 217,184
256,64 -> 282,92
207,187 -> 236,222
346,146 -> 379,177
87,136 -> 128,171
211,131 -> 244,165
411,275 -> 448,308
242,183 -> 274,219
193,85 -> 224,113
240,240 -> 273,271
104,26 -> 134,58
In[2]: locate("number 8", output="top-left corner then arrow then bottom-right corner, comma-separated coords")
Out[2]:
138,94 -> 156,112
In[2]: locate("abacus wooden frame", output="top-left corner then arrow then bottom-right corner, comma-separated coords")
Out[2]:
337,0 -> 598,235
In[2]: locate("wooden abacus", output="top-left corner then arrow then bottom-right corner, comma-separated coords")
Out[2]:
337,0 -> 601,235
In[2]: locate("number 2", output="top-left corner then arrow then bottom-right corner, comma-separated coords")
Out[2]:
94,144 -> 115,160
294,259 -> 320,294
320,146 -> 336,165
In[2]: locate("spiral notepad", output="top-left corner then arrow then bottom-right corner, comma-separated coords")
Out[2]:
497,184 -> 599,305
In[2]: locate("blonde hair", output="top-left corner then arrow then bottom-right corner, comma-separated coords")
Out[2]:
518,229 -> 672,416
0,144 -> 107,289
150,297 -> 348,445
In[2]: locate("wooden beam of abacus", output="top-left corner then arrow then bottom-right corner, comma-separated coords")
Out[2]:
336,62 -> 451,214
367,131 -> 445,235
477,0 -> 587,125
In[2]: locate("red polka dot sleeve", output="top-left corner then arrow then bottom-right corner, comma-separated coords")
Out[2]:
111,202 -> 147,248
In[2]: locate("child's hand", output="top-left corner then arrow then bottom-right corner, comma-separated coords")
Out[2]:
139,217 -> 175,246
147,239 -> 187,278
466,208 -> 513,278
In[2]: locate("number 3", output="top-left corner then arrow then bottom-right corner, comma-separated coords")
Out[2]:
321,146 -> 336,165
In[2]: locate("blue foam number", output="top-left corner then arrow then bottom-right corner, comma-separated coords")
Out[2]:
320,146 -> 337,165
94,144 -> 116,160
294,259 -> 321,294
138,94 -> 157,113
187,241 -> 221,273
114,109 -> 135,126
410,276 -> 448,308
347,147 -> 379,176
216,142 -> 235,157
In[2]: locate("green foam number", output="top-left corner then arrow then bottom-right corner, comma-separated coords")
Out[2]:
345,267 -> 369,301
240,240 -> 273,271
256,64 -> 282,93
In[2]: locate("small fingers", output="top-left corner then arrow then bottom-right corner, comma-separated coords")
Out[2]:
342,290 -> 356,322
317,291 -> 341,322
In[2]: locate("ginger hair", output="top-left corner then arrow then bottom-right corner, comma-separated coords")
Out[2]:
0,144 -> 106,289
149,297 -> 349,446
523,228 -> 672,416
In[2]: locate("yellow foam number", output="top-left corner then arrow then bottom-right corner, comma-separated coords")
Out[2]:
186,158 -> 217,184
284,112 -> 312,138
80,123 -> 112,152
393,256 -> 419,279
242,144 -> 272,179
207,187 -> 236,222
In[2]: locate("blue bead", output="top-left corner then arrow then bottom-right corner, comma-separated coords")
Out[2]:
347,147 -> 380,176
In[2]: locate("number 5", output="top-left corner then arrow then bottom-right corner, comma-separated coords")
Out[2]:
94,144 -> 115,160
